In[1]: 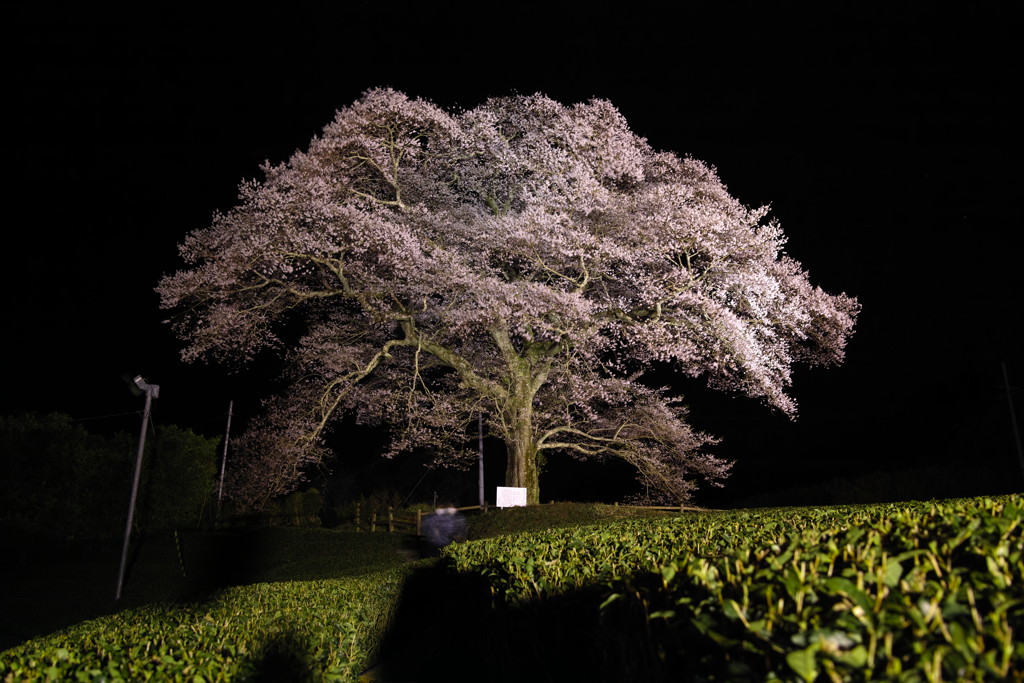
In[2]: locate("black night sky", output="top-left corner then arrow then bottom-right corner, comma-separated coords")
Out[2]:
7,5 -> 1021,509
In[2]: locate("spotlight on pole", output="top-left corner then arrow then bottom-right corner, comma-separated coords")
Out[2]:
115,375 -> 159,601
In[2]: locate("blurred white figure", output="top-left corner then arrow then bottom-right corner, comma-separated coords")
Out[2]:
421,503 -> 467,553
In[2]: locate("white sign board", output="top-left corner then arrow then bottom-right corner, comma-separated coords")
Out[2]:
496,486 -> 527,508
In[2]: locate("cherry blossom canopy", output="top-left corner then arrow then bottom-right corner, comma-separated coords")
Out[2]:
158,88 -> 859,509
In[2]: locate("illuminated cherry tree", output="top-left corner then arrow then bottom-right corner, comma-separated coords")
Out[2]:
158,88 -> 859,509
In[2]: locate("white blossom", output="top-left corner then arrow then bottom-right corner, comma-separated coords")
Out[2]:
157,88 -> 860,509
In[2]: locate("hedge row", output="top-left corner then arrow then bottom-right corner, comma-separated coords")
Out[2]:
1,565 -> 411,682
443,495 -> 1024,681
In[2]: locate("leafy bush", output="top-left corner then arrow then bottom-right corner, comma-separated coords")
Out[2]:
277,488 -> 324,526
1,527 -> 414,680
139,424 -> 220,531
0,413 -> 135,538
0,413 -> 220,538
444,495 -> 1024,681
219,489 -> 325,527
0,567 -> 412,682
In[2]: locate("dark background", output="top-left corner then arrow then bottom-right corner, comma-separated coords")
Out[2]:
7,4 -> 1021,509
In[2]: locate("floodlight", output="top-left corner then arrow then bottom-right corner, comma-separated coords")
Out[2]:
133,376 -> 159,398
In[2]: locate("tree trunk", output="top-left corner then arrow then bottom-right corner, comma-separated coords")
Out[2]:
489,323 -> 548,506
504,403 -> 541,505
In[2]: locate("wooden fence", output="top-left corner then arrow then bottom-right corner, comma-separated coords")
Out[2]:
354,503 -> 488,534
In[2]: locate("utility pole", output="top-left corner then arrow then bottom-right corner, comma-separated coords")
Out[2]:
116,376 -> 159,601
217,400 -> 233,526
478,412 -> 484,507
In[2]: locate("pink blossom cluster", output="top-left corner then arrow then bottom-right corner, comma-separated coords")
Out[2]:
158,88 -> 859,509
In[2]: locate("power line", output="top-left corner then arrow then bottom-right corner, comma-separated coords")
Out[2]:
64,409 -> 232,427
354,457 -> 391,475
399,466 -> 433,509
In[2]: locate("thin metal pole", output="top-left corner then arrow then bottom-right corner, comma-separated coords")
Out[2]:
116,383 -> 157,600
217,400 -> 233,525
478,413 -> 484,507
1002,362 -> 1024,484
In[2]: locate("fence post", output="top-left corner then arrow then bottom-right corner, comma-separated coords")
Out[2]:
416,509 -> 421,536
388,506 -> 394,533
372,512 -> 376,533
679,504 -> 684,514
483,501 -> 488,514
356,503 -> 360,532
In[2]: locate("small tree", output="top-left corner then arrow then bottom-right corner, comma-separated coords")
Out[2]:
0,414 -> 219,535
158,89 -> 859,508
0,413 -> 112,535
140,424 -> 220,530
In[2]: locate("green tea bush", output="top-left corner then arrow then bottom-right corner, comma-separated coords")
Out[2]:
444,495 -> 1024,681
0,568 -> 411,682
464,501 -> 670,542
1,529 -> 416,681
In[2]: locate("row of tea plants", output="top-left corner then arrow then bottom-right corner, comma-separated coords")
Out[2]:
443,494 -> 1023,681
0,530 -> 413,683
4,496 -> 1020,681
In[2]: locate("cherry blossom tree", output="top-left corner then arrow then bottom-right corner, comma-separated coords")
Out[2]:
158,88 -> 859,509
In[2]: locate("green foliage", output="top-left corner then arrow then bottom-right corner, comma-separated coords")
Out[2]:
0,567 -> 412,682
0,413 -> 135,538
0,413 -> 220,538
6,497 -> 1020,681
466,501 -> 673,541
223,489 -> 325,527
139,424 -> 220,531
326,493 -> 411,532
302,489 -> 324,517
228,527 -> 408,581
1,528 -> 414,680
278,488 -> 324,524
444,495 -> 1024,681
364,489 -> 403,518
